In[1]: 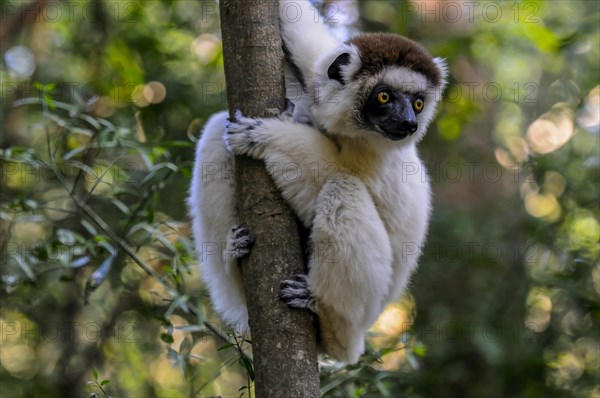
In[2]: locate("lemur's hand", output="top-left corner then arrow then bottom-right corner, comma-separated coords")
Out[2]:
223,110 -> 265,157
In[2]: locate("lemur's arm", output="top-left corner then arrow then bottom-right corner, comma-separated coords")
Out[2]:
225,111 -> 340,227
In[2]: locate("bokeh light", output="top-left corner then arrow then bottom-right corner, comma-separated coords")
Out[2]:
4,46 -> 36,79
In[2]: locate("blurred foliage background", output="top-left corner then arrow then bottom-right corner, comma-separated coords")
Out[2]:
0,0 -> 598,397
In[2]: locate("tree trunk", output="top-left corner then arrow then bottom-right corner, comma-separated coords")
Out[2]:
219,2 -> 320,397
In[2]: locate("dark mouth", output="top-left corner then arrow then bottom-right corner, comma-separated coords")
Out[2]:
378,127 -> 413,141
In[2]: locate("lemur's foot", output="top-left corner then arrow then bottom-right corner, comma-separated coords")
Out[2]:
226,225 -> 255,259
279,274 -> 316,313
224,110 -> 263,156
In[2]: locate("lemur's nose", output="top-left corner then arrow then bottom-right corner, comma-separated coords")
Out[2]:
402,120 -> 418,134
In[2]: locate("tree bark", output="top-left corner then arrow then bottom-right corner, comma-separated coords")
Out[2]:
219,2 -> 320,397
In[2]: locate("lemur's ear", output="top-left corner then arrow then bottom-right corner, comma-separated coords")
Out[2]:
327,53 -> 351,85
433,57 -> 449,89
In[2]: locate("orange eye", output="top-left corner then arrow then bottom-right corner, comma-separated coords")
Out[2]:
413,98 -> 424,112
377,92 -> 390,104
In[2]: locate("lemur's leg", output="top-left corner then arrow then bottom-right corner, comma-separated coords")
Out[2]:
301,175 -> 393,363
280,274 -> 316,313
224,225 -> 254,260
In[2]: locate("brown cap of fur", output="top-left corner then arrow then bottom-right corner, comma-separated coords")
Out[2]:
348,33 -> 442,86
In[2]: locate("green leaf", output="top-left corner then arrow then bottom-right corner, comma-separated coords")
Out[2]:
92,367 -> 98,381
179,336 -> 191,355
412,342 -> 427,357
378,347 -> 395,357
84,255 -> 115,303
78,113 -> 101,130
100,379 -> 110,386
173,325 -> 204,332
110,198 -> 131,215
146,203 -> 154,223
13,254 -> 36,281
140,162 -> 178,186
63,146 -> 87,161
160,332 -> 175,344
239,356 -> 254,381
80,219 -> 98,235
166,346 -> 179,361
217,343 -> 235,351
160,140 -> 195,148
56,228 -> 80,245
70,255 -> 91,269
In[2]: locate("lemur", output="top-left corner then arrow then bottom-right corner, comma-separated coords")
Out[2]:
188,0 -> 447,363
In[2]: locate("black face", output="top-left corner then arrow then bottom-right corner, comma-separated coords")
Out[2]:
361,85 -> 425,140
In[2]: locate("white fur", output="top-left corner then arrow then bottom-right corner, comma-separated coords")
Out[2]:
281,0 -> 342,124
218,107 -> 434,363
188,0 -> 446,363
188,112 -> 248,331
191,115 -> 438,363
280,0 -> 341,80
